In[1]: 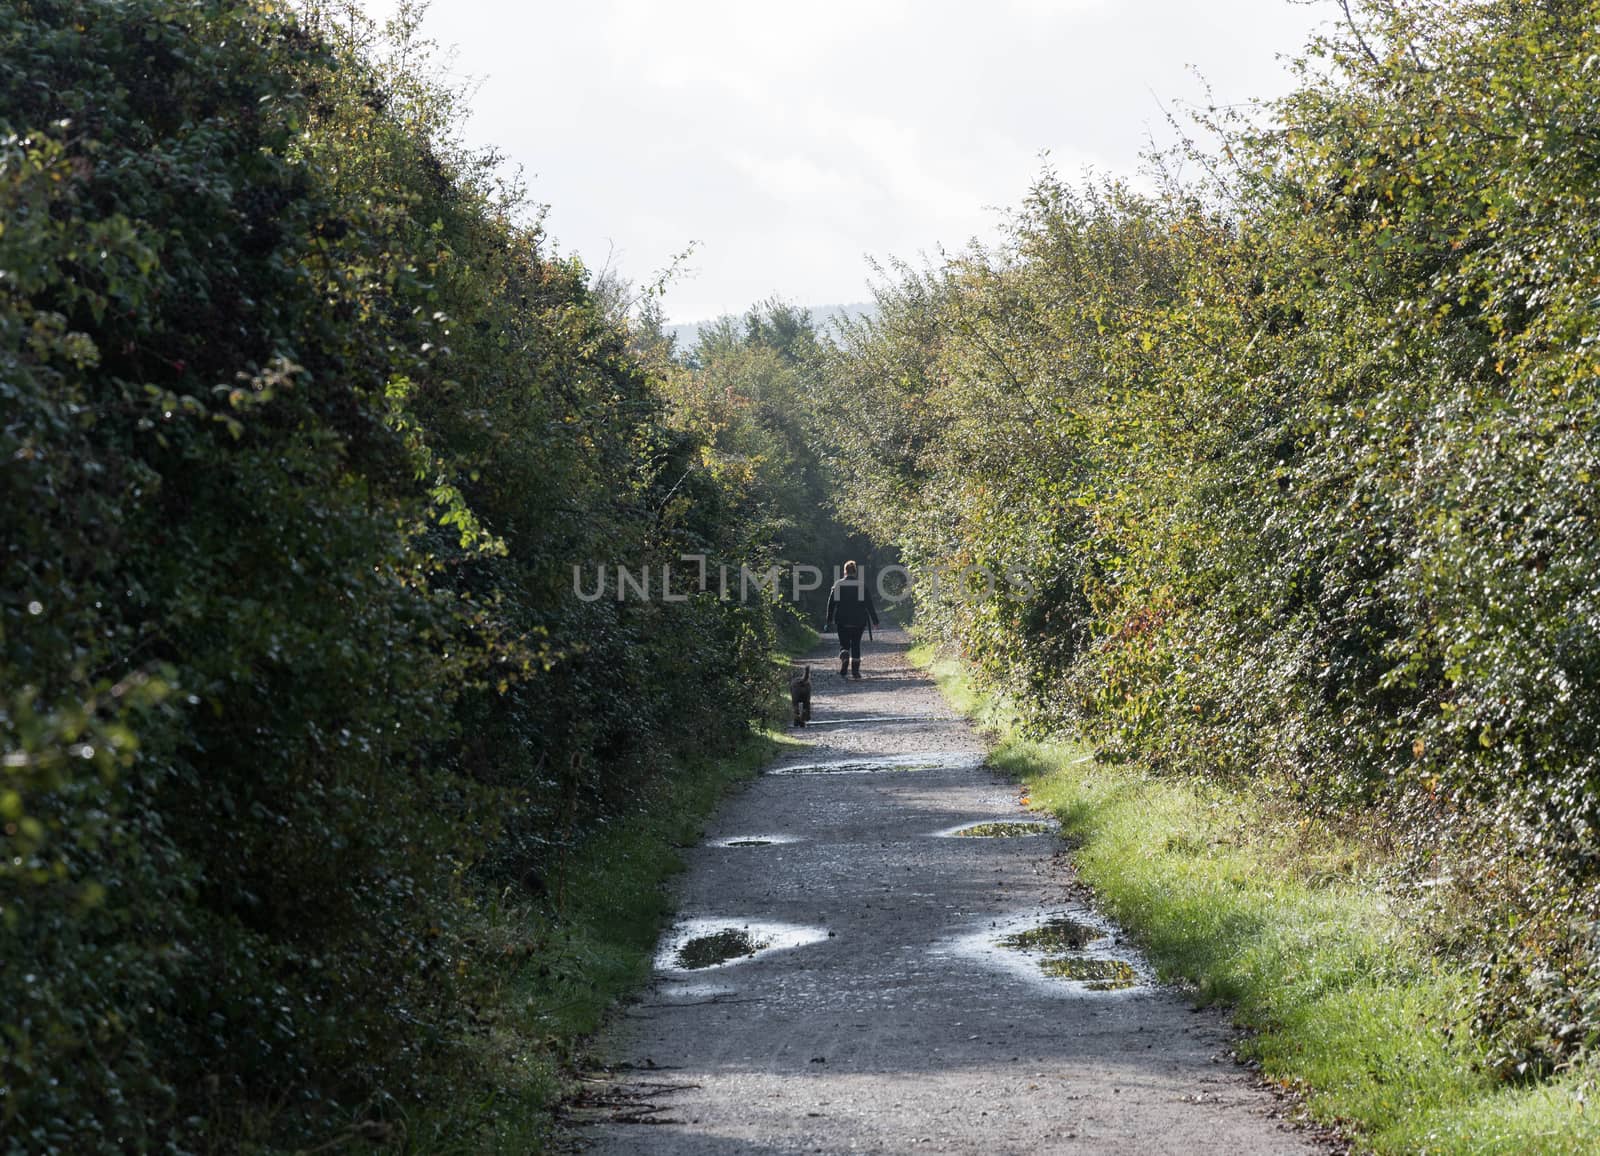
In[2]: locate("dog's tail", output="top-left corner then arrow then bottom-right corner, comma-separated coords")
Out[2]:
801,665 -> 811,682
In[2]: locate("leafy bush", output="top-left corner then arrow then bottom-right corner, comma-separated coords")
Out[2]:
0,1 -> 778,1148
818,0 -> 1600,1081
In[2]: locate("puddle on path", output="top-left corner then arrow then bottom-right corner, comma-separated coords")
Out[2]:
676,928 -> 768,969
940,907 -> 1148,997
768,750 -> 987,776
998,915 -> 1103,952
1038,957 -> 1139,991
709,833 -> 802,848
655,918 -> 830,974
656,980 -> 739,1002
937,820 -> 1057,839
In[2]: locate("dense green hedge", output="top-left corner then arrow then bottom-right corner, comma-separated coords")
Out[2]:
819,0 -> 1600,1083
666,300 -> 874,630
1,2 -> 778,1149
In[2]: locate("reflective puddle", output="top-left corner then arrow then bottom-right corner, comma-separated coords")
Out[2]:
655,918 -> 830,974
657,980 -> 740,1002
1038,957 -> 1139,990
940,907 -> 1147,996
709,833 -> 802,848
769,751 -> 987,776
998,915 -> 1101,952
938,820 -> 1057,839
676,928 -> 767,969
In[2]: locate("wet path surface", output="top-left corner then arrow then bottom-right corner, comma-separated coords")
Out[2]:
574,628 -> 1323,1154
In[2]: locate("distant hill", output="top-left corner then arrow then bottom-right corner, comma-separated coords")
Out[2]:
667,301 -> 875,353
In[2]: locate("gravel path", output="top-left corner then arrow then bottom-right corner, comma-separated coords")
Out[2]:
573,627 -> 1325,1154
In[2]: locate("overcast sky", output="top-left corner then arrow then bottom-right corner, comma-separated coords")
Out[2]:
361,1 -> 1333,323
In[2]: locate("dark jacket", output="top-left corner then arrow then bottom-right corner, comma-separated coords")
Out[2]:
826,576 -> 879,629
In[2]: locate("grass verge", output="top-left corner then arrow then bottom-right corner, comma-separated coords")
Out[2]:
910,643 -> 1600,1155
403,648 -> 808,1152
408,730 -> 801,1153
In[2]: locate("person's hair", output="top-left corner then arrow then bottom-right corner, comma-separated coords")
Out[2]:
843,560 -> 858,576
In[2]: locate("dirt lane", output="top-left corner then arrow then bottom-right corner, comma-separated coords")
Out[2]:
573,627 -> 1323,1154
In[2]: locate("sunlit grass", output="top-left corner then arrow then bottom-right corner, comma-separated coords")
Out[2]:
915,644 -> 1600,1155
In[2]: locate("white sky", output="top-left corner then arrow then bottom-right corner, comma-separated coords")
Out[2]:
361,1 -> 1332,323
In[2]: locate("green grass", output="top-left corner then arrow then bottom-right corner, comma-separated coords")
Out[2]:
401,640 -> 816,1151
403,728 -> 802,1153
910,644 -> 1600,1155
776,610 -> 822,657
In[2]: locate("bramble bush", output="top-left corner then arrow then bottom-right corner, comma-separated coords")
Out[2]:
1,1 -> 781,1149
818,0 -> 1600,1083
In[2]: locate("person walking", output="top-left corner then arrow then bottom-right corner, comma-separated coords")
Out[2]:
826,560 -> 880,680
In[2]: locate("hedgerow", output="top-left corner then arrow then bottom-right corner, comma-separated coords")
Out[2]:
818,0 -> 1600,1085
1,1 -> 779,1149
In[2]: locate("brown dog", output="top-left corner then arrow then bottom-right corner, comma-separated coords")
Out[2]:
790,665 -> 812,725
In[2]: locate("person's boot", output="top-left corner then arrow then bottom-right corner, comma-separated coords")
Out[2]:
839,649 -> 849,677
850,662 -> 861,680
